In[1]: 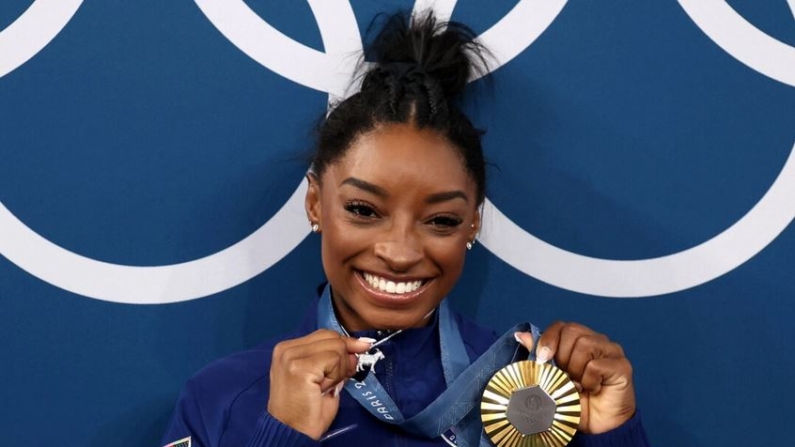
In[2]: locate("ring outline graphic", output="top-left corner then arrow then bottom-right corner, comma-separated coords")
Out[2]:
0,0 -> 567,303
0,0 -> 83,78
476,0 -> 795,296
478,141 -> 795,297
678,0 -> 795,88
477,0 -> 795,296
1,0 -> 793,301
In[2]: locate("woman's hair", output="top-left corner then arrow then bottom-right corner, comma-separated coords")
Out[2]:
311,11 -> 490,205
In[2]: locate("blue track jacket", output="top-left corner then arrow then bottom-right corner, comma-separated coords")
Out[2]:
161,294 -> 650,447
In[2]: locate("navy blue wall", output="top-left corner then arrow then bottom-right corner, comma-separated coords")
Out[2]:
2,1 -> 794,446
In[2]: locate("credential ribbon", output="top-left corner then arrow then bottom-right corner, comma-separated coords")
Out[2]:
317,286 -> 540,446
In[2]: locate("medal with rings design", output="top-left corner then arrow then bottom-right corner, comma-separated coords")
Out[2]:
481,360 -> 581,447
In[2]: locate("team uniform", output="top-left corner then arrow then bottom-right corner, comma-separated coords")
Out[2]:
161,288 -> 650,447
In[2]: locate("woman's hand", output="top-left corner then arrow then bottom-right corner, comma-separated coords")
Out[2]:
515,322 -> 636,434
268,330 -> 372,440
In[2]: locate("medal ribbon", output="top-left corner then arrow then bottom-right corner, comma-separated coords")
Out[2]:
317,286 -> 540,446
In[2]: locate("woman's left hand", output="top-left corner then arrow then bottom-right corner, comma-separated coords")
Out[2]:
515,322 -> 636,434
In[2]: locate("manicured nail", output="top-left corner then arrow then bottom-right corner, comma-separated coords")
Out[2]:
333,381 -> 344,397
327,381 -> 344,397
358,337 -> 376,346
536,346 -> 552,364
514,332 -> 535,350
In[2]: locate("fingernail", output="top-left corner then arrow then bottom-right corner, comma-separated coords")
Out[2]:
357,337 -> 376,346
536,346 -> 552,364
333,381 -> 345,397
513,332 -> 523,344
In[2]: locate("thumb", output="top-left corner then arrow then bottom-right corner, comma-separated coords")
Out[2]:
320,381 -> 345,428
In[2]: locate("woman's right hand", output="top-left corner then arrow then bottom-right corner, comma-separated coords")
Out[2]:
268,330 -> 372,440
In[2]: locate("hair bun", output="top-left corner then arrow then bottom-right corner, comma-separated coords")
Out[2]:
313,10 -> 489,205
362,11 -> 488,101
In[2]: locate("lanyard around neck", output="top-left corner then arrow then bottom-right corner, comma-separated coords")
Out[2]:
316,285 -> 537,447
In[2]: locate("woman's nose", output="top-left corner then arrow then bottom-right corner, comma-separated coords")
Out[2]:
373,226 -> 422,272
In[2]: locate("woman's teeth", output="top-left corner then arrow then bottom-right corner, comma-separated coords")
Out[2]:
363,272 -> 423,294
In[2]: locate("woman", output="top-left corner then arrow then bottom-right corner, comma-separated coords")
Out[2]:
161,12 -> 649,447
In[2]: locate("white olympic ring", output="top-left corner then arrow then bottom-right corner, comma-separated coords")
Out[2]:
678,0 -> 795,88
478,141 -> 795,297
1,1 -> 793,301
0,0 -> 566,303
0,0 -> 83,78
477,0 -> 795,297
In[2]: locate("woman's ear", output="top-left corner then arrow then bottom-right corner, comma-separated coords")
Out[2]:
469,206 -> 481,242
305,173 -> 322,228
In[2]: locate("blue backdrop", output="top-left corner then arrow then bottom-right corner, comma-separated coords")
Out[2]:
2,1 -> 795,446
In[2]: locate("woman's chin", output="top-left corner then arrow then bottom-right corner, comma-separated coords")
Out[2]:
364,309 -> 433,331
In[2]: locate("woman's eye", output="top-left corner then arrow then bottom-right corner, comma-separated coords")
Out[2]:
345,202 -> 378,218
428,215 -> 463,228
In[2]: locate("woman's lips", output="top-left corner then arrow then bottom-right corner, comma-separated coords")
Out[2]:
361,271 -> 424,294
355,270 -> 432,305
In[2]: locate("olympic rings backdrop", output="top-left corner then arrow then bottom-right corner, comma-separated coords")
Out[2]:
2,1 -> 794,446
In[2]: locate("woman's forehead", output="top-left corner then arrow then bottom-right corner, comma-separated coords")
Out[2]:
328,124 -> 472,186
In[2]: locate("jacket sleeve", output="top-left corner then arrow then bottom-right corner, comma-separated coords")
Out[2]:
161,379 -> 320,447
160,382 -> 214,447
245,412 -> 322,447
569,412 -> 651,447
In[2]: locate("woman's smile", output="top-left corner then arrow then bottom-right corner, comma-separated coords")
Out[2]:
360,271 -> 426,295
305,123 -> 481,331
355,269 -> 433,306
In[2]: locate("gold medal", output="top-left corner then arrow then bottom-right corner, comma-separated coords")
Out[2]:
481,361 -> 581,447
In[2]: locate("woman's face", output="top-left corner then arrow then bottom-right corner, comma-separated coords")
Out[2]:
306,123 -> 481,331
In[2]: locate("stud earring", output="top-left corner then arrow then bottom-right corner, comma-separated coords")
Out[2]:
311,223 -> 320,233
466,241 -> 474,250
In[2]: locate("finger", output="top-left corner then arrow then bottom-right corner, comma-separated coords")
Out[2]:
551,323 -> 598,371
278,329 -> 372,354
286,349 -> 351,392
275,329 -> 359,352
514,331 -> 535,351
276,335 -> 370,368
320,381 -> 345,431
344,336 -> 375,354
318,339 -> 373,386
275,340 -> 359,390
536,321 -> 566,364
579,357 -> 634,395
328,336 -> 372,383
279,337 -> 348,363
321,379 -> 346,397
538,321 -> 594,365
562,334 -> 615,381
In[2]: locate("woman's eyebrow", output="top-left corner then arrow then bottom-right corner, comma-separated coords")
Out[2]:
426,190 -> 468,204
340,177 -> 388,197
340,177 -> 468,203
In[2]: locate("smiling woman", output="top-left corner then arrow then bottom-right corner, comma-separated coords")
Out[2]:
161,11 -> 649,447
307,124 -> 480,332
